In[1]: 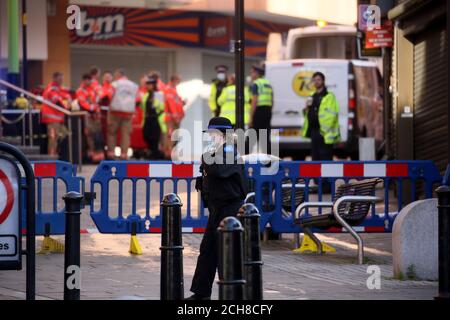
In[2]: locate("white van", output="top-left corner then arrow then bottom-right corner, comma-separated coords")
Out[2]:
266,25 -> 383,159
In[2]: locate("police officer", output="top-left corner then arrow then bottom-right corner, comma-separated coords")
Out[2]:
301,72 -> 340,161
141,76 -> 166,160
301,72 -> 340,193
249,64 -> 273,154
209,65 -> 229,117
188,117 -> 247,300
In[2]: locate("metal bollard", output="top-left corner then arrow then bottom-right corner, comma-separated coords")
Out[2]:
238,204 -> 263,300
218,217 -> 246,300
436,184 -> 450,300
160,193 -> 184,300
63,191 -> 83,300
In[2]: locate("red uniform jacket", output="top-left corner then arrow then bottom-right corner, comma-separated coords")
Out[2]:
41,82 -> 71,124
90,79 -> 103,100
76,83 -> 98,112
164,82 -> 184,123
99,82 -> 115,107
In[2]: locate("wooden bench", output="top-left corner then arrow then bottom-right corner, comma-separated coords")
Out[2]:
294,179 -> 382,264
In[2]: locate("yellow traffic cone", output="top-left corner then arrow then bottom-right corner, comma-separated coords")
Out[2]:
293,234 -> 336,254
129,235 -> 143,255
38,236 -> 65,254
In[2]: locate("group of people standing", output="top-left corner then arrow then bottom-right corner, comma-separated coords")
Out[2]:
139,72 -> 186,160
40,67 -> 185,161
209,64 -> 274,153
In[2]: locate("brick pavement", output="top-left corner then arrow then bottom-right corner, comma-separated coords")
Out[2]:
0,232 -> 437,300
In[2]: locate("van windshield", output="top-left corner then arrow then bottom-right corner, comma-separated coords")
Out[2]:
292,35 -> 357,60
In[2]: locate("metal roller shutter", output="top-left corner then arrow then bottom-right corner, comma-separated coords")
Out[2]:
413,28 -> 448,174
71,46 -> 171,86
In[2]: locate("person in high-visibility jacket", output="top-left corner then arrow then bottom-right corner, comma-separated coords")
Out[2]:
249,64 -> 273,154
217,74 -> 251,127
208,65 -> 229,117
41,72 -> 72,156
76,73 -> 104,163
141,76 -> 166,160
301,71 -> 340,162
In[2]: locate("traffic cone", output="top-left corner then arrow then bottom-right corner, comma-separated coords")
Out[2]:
293,234 -> 336,254
38,236 -> 65,254
129,235 -> 143,255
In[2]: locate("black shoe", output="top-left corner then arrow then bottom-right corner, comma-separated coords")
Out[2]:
185,294 -> 211,301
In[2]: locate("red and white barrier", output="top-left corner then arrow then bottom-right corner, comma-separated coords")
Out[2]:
126,163 -> 201,178
299,163 -> 409,178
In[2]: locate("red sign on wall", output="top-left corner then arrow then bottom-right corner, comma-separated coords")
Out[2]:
204,17 -> 232,47
365,21 -> 393,49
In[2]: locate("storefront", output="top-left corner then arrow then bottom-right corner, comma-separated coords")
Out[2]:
389,0 -> 449,174
69,6 -> 293,85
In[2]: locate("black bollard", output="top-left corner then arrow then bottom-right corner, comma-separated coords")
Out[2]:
238,204 -> 263,300
160,193 -> 184,300
436,185 -> 450,300
63,191 -> 83,300
218,217 -> 246,300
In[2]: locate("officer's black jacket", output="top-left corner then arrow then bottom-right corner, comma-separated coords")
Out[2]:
197,143 -> 247,208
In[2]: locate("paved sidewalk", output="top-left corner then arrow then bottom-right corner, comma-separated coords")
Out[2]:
0,233 -> 437,300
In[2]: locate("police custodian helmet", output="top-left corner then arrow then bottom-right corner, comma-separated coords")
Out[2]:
204,117 -> 233,133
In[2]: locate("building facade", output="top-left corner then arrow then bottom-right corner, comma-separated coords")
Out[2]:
389,0 -> 449,174
1,0 -> 296,89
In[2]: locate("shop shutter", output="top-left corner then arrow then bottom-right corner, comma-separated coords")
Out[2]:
71,47 -> 171,86
413,27 -> 448,174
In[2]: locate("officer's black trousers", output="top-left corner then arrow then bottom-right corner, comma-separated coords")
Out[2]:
311,128 -> 333,193
143,116 -> 164,160
190,200 -> 244,297
310,129 -> 333,161
248,106 -> 272,154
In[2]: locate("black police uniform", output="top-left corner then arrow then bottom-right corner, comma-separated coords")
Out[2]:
142,94 -> 163,159
212,79 -> 227,117
306,87 -> 333,162
190,142 -> 247,298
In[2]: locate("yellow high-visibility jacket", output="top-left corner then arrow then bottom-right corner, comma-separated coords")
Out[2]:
301,92 -> 340,145
253,78 -> 273,107
209,80 -> 227,116
141,92 -> 167,134
218,85 -> 251,126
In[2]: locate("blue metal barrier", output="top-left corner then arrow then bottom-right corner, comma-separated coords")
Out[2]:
21,161 -> 84,235
90,161 -> 207,234
247,161 -> 442,234
89,160 -> 442,235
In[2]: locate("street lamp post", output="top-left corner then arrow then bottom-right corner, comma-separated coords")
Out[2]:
7,0 -> 20,100
22,0 -> 28,91
234,0 -> 245,131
